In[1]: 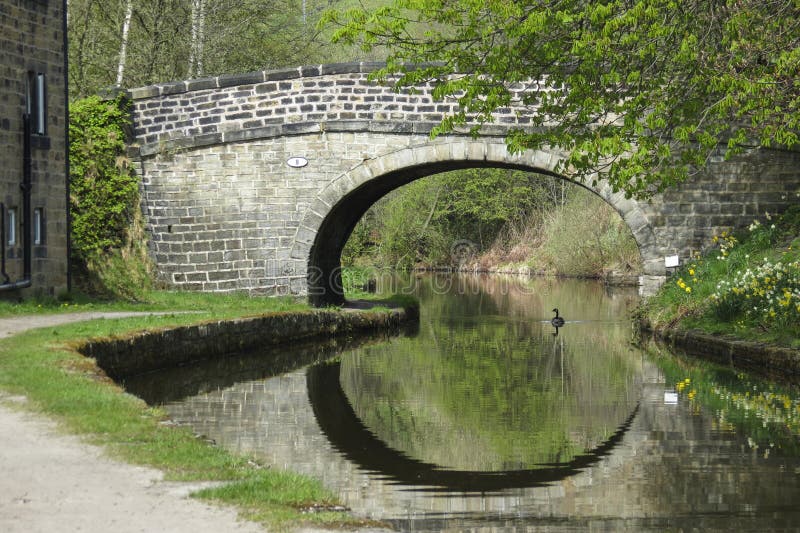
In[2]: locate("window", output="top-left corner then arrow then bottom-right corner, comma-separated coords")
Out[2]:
34,208 -> 44,245
26,72 -> 46,135
7,208 -> 17,246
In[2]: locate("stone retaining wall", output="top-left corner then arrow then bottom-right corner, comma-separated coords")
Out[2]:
641,325 -> 800,378
81,306 -> 416,379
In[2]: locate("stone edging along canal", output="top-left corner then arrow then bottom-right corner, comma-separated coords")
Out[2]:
80,306 -> 418,380
639,323 -> 800,376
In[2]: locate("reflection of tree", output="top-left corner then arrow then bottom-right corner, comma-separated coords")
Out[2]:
339,274 -> 643,471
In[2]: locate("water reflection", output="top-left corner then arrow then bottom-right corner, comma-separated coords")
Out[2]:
308,359 -> 639,492
336,282 -> 643,472
147,274 -> 800,531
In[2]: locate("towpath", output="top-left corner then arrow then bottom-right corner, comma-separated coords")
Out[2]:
0,312 -> 370,533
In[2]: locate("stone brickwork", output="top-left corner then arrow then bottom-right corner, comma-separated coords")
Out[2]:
0,0 -> 68,298
126,63 -> 800,305
82,307 -> 412,379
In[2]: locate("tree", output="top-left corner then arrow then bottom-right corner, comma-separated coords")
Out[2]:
115,0 -> 134,86
67,0 -> 367,98
323,0 -> 800,198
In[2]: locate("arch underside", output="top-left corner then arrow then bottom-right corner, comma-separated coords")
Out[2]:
295,139 -> 659,307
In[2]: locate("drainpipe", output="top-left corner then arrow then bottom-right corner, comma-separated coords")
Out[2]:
1,204 -> 8,284
0,113 -> 33,292
63,0 -> 71,292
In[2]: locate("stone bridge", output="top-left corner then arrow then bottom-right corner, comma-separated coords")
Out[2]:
126,62 -> 800,305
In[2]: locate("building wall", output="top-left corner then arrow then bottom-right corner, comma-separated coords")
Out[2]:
0,0 -> 68,298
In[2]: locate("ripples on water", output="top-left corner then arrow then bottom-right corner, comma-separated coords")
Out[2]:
124,274 -> 800,532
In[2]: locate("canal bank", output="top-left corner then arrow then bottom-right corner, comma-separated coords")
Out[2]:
0,305 -> 414,533
632,205 -> 800,377
637,322 -> 800,378
81,304 -> 418,379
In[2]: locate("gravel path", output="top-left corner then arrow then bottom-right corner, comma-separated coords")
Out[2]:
0,313 -> 277,533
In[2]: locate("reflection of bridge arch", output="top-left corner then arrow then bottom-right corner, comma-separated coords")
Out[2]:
162,358 -> 800,525
306,360 -> 640,492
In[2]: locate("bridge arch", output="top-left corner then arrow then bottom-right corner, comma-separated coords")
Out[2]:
126,63 -> 800,300
292,138 -> 658,306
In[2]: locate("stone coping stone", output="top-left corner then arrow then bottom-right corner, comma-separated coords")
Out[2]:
124,61 -> 449,100
126,62 -> 382,100
80,307 -> 416,379
133,120 -> 508,157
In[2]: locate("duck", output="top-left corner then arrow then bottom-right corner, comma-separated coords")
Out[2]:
551,308 -> 565,327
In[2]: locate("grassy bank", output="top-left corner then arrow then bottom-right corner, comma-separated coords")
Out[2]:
344,180 -> 642,280
0,291 -> 398,531
475,188 -> 641,278
636,206 -> 800,349
0,288 -> 307,318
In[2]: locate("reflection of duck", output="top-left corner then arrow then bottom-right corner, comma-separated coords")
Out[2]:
551,308 -> 565,327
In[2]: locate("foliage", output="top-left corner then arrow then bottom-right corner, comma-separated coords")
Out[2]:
536,188 -> 641,277
323,0 -> 800,198
69,95 -> 140,261
637,205 -> 800,347
343,168 -> 642,278
67,0 -> 385,98
81,213 -> 155,301
434,167 -> 544,248
342,167 -> 571,269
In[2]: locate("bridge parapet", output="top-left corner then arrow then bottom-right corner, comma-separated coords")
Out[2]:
127,62 -> 531,158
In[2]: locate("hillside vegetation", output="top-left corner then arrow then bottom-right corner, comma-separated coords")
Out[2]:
342,168 -> 641,280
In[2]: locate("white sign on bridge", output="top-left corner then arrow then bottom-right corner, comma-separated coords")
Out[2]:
287,156 -> 308,168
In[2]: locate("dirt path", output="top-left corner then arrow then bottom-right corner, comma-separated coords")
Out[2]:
0,313 -> 297,533
0,396 -> 267,533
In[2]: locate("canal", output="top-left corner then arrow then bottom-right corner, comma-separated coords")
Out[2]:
124,274 -> 800,531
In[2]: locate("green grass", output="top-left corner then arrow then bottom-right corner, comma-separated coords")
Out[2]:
0,291 -> 394,530
0,289 -> 308,318
636,205 -> 800,349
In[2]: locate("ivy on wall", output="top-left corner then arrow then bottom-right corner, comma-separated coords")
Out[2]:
69,94 -> 139,263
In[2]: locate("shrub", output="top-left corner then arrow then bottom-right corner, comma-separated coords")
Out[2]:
69,94 -> 154,299
538,189 -> 641,277
70,94 -> 140,261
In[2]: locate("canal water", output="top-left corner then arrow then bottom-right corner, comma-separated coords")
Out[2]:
124,274 -> 800,531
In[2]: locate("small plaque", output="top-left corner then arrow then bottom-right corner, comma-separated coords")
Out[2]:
664,255 -> 680,268
287,156 -> 308,168
664,391 -> 678,405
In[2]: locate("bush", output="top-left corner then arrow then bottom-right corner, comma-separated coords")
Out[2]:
69,94 -> 154,299
70,94 -> 140,261
538,189 -> 641,277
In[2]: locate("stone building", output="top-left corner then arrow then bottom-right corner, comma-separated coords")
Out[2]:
0,0 -> 69,298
